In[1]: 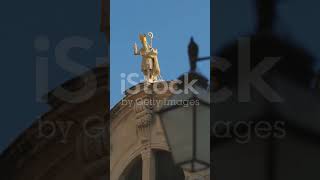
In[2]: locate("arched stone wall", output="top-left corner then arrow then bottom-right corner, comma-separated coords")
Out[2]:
110,82 -> 210,180
0,66 -> 108,180
111,82 -> 172,180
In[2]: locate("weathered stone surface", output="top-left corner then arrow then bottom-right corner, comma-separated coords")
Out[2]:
0,66 -> 108,180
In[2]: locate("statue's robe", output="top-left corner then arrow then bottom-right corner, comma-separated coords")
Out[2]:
152,55 -> 160,77
140,48 -> 160,80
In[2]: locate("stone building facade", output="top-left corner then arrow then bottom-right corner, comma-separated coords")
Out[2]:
0,66 -> 108,180
110,82 -> 209,180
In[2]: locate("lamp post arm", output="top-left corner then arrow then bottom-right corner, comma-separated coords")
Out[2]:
196,56 -> 213,62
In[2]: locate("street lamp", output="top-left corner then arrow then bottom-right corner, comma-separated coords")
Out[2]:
157,38 -> 210,172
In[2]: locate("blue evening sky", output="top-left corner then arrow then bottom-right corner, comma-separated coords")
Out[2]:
110,0 -> 210,108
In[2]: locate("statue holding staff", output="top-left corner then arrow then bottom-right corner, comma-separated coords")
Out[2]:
133,32 -> 161,83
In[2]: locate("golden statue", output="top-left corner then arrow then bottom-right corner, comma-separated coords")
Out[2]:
133,32 -> 161,83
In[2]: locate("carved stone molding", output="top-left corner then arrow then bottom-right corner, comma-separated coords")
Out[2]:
140,148 -> 155,180
77,126 -> 108,163
134,95 -> 154,144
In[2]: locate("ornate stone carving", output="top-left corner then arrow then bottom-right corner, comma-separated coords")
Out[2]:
134,95 -> 154,144
77,115 -> 108,163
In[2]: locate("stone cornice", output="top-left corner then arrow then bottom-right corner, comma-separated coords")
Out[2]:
110,81 -> 175,121
46,65 -> 108,108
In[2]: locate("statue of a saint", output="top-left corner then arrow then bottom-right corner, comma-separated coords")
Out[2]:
133,32 -> 161,83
